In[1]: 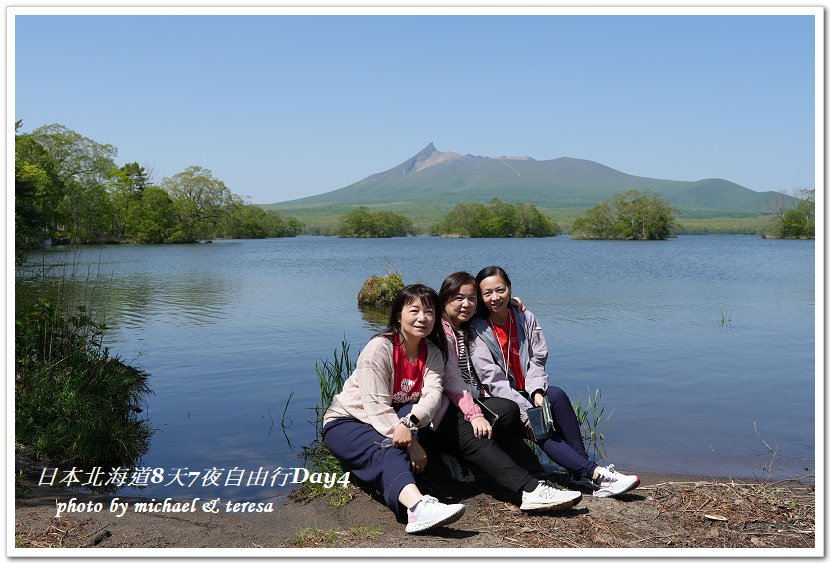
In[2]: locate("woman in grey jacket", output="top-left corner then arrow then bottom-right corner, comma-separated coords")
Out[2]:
469,266 -> 640,498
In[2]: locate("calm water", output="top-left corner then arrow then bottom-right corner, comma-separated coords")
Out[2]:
17,236 -> 815,499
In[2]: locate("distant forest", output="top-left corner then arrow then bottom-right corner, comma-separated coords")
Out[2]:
15,122 -> 303,260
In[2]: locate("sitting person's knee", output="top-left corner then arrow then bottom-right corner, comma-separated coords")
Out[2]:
546,385 -> 569,405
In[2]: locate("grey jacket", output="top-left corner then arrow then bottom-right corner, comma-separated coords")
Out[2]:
469,306 -> 549,422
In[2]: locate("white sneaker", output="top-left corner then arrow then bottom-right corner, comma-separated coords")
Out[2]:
520,481 -> 582,512
441,453 -> 475,482
405,495 -> 466,534
592,464 -> 640,498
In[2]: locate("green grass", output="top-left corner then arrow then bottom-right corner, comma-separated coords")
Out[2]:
287,525 -> 382,547
15,258 -> 152,472
289,528 -> 339,547
572,386 -> 614,460
296,339 -> 356,507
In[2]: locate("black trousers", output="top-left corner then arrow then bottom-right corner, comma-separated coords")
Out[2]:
422,397 -> 543,494
479,396 -> 546,475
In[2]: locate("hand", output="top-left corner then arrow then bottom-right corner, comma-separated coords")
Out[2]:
470,416 -> 492,439
393,423 -> 414,448
510,296 -> 527,312
408,440 -> 428,474
533,391 -> 546,407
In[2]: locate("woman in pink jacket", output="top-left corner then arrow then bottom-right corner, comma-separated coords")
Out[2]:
419,271 -> 581,512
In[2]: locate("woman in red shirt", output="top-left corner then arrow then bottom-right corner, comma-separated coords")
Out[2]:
323,284 -> 466,533
470,266 -> 640,498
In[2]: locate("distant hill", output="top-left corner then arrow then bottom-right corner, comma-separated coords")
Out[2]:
265,143 -> 788,223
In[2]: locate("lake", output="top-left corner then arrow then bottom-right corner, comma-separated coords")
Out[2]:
17,235 -> 816,500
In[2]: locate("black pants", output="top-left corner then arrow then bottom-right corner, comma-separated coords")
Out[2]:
479,396 -> 545,476
422,397 -> 542,494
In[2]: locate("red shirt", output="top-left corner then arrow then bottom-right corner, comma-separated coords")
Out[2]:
391,333 -> 427,406
489,309 -> 526,391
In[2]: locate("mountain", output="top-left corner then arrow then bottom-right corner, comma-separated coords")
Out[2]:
271,143 -> 785,217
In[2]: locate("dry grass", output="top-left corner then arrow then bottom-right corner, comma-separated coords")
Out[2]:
470,480 -> 815,548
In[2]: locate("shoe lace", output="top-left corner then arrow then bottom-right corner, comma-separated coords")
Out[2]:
601,465 -> 619,483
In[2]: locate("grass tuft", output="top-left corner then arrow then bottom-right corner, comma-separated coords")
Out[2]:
357,271 -> 404,306
296,339 -> 355,507
572,385 -> 614,460
15,258 -> 152,471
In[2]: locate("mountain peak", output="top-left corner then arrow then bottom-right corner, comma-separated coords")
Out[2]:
418,142 -> 437,155
357,143 -> 461,184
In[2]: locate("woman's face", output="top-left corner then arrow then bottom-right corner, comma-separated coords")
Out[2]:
478,275 -> 511,317
398,298 -> 436,343
444,283 -> 478,327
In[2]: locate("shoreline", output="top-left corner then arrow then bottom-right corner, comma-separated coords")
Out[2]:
14,464 -> 816,550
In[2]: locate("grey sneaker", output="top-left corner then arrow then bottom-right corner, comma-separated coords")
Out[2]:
405,495 -> 466,534
520,481 -> 582,512
592,465 -> 640,498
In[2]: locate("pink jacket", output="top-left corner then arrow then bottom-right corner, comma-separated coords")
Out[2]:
430,318 -> 484,429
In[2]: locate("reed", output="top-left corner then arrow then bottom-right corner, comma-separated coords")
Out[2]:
298,339 -> 355,506
572,386 -> 614,460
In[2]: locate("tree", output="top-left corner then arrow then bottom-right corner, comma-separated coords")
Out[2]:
433,199 -> 559,238
15,132 -> 65,257
161,166 -> 242,241
109,162 -> 152,240
516,204 -> 560,237
571,190 -> 677,240
29,124 -> 119,243
782,189 -> 815,239
128,187 -> 176,243
223,205 -> 304,239
761,188 -> 815,239
338,207 -> 414,238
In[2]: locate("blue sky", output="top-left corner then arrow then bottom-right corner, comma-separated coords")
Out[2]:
14,12 -> 817,204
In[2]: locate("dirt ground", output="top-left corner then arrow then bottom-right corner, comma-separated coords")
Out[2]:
14,462 -> 816,552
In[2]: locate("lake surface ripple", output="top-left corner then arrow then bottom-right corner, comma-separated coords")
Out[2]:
18,235 -> 815,499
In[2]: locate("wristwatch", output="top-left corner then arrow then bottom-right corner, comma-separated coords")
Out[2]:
399,413 -> 419,432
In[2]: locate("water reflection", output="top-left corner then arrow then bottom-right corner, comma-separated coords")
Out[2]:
15,236 -> 815,494
112,275 -> 232,329
358,303 -> 389,330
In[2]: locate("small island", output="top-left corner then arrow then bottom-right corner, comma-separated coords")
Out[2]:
570,190 -> 677,240
432,198 -> 561,238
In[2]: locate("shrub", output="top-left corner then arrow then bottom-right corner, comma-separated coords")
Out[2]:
15,298 -> 152,468
357,271 -> 404,306
571,190 -> 677,240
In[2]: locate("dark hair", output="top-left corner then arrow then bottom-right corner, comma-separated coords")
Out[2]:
474,265 -> 512,319
382,284 -> 448,362
439,271 -> 477,338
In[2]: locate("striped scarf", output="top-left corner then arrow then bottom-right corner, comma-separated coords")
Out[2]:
454,327 -> 483,392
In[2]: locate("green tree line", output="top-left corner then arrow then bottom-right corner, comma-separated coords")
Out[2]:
337,206 -> 415,238
432,198 -> 561,238
15,122 -> 303,260
571,190 -> 677,240
762,189 -> 815,239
